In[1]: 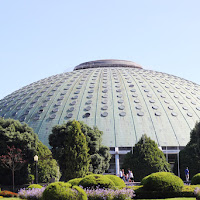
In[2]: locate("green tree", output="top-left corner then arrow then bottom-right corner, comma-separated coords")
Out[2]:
173,122 -> 200,179
0,118 -> 60,185
32,141 -> 61,183
49,120 -> 90,180
122,134 -> 171,181
79,121 -> 111,173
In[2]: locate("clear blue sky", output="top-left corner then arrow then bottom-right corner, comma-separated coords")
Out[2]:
0,0 -> 200,100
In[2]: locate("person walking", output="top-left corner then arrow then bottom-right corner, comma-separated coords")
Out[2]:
185,167 -> 189,182
129,171 -> 134,182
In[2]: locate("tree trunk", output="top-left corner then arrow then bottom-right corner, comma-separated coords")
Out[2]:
12,164 -> 14,192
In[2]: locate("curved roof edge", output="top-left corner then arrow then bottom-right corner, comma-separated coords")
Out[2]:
74,59 -> 143,71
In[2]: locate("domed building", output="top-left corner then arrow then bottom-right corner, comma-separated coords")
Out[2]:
0,59 -> 200,174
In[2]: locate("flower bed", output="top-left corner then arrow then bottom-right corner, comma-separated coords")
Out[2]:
18,187 -> 45,200
0,190 -> 18,197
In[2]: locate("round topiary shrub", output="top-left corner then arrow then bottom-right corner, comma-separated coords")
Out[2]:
42,182 -> 80,200
73,185 -> 87,200
104,175 -> 126,188
67,178 -> 83,186
79,174 -> 115,189
191,173 -> 200,185
141,172 -> 184,192
27,184 -> 43,189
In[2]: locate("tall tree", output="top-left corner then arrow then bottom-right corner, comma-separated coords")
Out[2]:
49,120 -> 90,180
173,122 -> 200,179
122,134 -> 171,181
0,118 -> 60,185
0,145 -> 26,191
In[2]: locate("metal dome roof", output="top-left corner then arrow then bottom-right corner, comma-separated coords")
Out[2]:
0,60 -> 200,148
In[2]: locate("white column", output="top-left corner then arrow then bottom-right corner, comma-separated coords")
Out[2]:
115,147 -> 120,176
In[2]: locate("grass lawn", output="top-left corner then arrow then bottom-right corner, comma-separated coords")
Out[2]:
1,198 -> 21,200
138,198 -> 196,200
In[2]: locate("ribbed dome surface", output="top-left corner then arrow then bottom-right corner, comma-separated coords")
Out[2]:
0,60 -> 200,148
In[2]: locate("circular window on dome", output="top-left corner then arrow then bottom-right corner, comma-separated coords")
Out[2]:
117,94 -> 122,98
168,106 -> 174,110
115,85 -> 120,88
87,95 -> 93,99
152,105 -> 159,110
130,89 -> 136,92
118,105 -> 125,110
68,107 -> 74,112
196,107 -> 200,111
102,94 -> 108,98
102,89 -> 108,93
137,111 -> 144,116
86,100 -> 92,104
186,96 -> 191,99
154,85 -> 158,88
70,101 -> 76,105
61,92 -> 67,95
66,113 -> 73,118
171,112 -> 178,117
102,100 -> 107,104
135,105 -> 142,110
50,114 -> 56,119
178,100 -> 183,104
187,112 -> 193,117
149,99 -> 155,103
85,106 -> 91,111
155,112 -> 161,116
52,108 -> 58,113
74,91 -> 80,94
84,112 -> 90,118
55,102 -> 62,106
101,112 -> 108,117
67,83 -> 72,86
181,91 -> 186,94
102,85 -> 107,88
127,81 -> 132,83
89,85 -> 94,88
144,89 -> 149,92
119,112 -> 126,117
115,81 -> 119,83
170,90 -> 175,93
132,94 -> 138,98
134,99 -> 140,103
101,106 -> 108,110
88,90 -> 94,93
71,95 -> 78,100
118,99 -> 124,104
147,94 -> 152,98
116,89 -> 121,92
129,84 -> 134,87
182,106 -> 188,110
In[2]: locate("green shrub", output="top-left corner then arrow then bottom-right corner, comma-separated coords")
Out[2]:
79,174 -> 115,189
192,173 -> 200,185
73,185 -> 87,200
42,182 -> 86,200
27,184 -> 43,189
141,172 -> 184,192
104,175 -> 126,188
28,174 -> 35,184
67,178 -> 83,186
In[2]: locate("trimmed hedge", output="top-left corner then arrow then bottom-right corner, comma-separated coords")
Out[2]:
79,174 -> 115,189
42,182 -> 86,200
141,172 -> 184,192
133,184 -> 199,199
192,173 -> 200,185
104,175 -> 126,188
27,184 -> 43,189
67,178 -> 83,186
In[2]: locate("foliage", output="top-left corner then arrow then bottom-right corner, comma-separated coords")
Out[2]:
104,175 -> 126,188
42,182 -> 86,200
122,134 -> 171,181
34,141 -> 61,183
0,190 -> 18,197
194,187 -> 200,199
18,187 -> 45,200
73,185 -> 87,200
174,122 -> 200,179
79,174 -> 115,189
67,178 -> 83,186
192,173 -> 200,185
79,121 -> 111,174
28,174 -> 35,184
141,172 -> 184,192
0,145 -> 26,191
27,184 -> 43,189
0,118 -> 39,185
49,120 -> 91,180
84,188 -> 134,200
